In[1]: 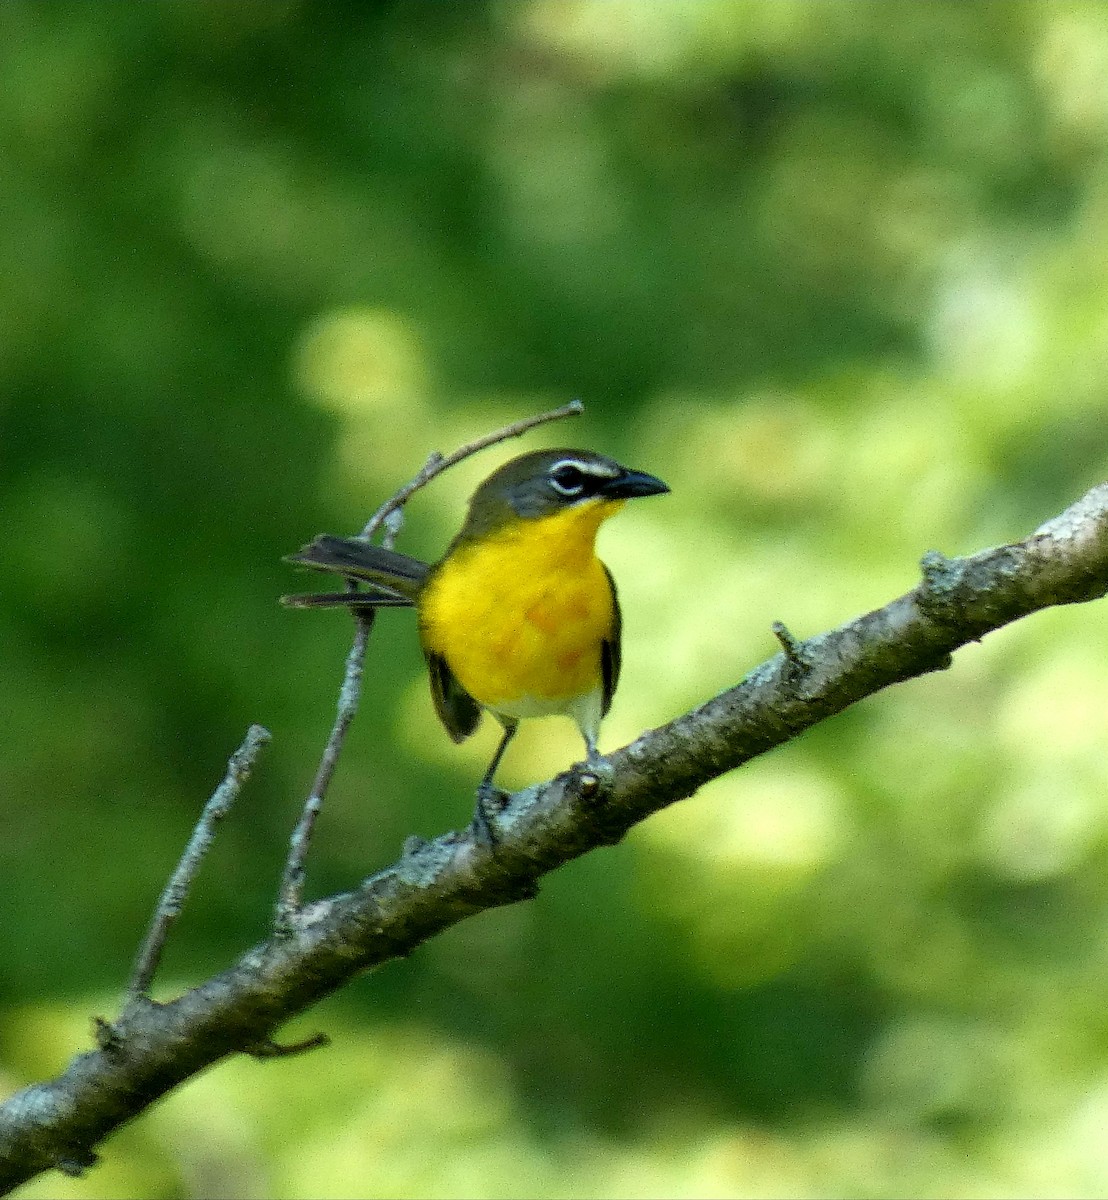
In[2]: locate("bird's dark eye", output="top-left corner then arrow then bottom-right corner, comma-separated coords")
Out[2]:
549,463 -> 587,496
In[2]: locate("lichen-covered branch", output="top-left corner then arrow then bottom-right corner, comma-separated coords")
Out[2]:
2,481 -> 1106,1194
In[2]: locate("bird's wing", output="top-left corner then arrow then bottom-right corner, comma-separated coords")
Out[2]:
600,563 -> 622,718
425,650 -> 482,743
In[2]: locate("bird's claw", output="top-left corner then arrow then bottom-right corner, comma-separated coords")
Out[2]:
471,781 -> 508,846
576,750 -> 613,800
583,749 -> 613,779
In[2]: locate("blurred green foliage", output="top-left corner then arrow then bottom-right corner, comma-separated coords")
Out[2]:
3,1 -> 1108,1196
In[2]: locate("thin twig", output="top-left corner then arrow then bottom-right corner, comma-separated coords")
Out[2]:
360,398 -> 583,540
274,615 -> 372,930
244,1032 -> 331,1059
128,725 -> 271,998
273,400 -> 585,929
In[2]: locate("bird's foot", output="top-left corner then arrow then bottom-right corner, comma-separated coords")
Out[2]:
577,749 -> 614,799
585,746 -> 610,772
471,781 -> 509,847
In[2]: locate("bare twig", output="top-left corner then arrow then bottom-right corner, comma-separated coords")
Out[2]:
244,1032 -> 330,1059
274,616 -> 372,930
3,481 -> 1108,1191
771,620 -> 804,664
360,398 -> 583,540
127,725 -> 271,998
273,400 -> 584,927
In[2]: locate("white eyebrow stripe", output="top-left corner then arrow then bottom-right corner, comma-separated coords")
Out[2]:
549,457 -> 620,479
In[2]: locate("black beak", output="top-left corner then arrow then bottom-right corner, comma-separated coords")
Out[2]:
601,467 -> 670,500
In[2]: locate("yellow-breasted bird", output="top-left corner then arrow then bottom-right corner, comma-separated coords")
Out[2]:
282,448 -> 669,838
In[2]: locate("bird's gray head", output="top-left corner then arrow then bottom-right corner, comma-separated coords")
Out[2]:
457,448 -> 669,539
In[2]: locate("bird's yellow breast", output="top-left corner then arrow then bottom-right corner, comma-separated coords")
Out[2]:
418,499 -> 623,716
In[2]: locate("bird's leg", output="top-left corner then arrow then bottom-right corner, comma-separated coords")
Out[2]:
583,732 -> 604,771
580,732 -> 613,792
472,720 -> 518,845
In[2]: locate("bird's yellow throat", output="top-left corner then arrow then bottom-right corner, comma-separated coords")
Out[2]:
418,498 -> 624,712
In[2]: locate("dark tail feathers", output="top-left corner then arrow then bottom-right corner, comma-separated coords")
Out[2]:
282,534 -> 431,609
280,589 -> 414,610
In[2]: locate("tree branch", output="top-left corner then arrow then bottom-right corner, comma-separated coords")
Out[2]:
2,481 -> 1106,1193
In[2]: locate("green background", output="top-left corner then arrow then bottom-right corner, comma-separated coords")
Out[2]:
4,2 -> 1108,1196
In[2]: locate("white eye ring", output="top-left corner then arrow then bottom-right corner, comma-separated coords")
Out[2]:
549,462 -> 587,496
